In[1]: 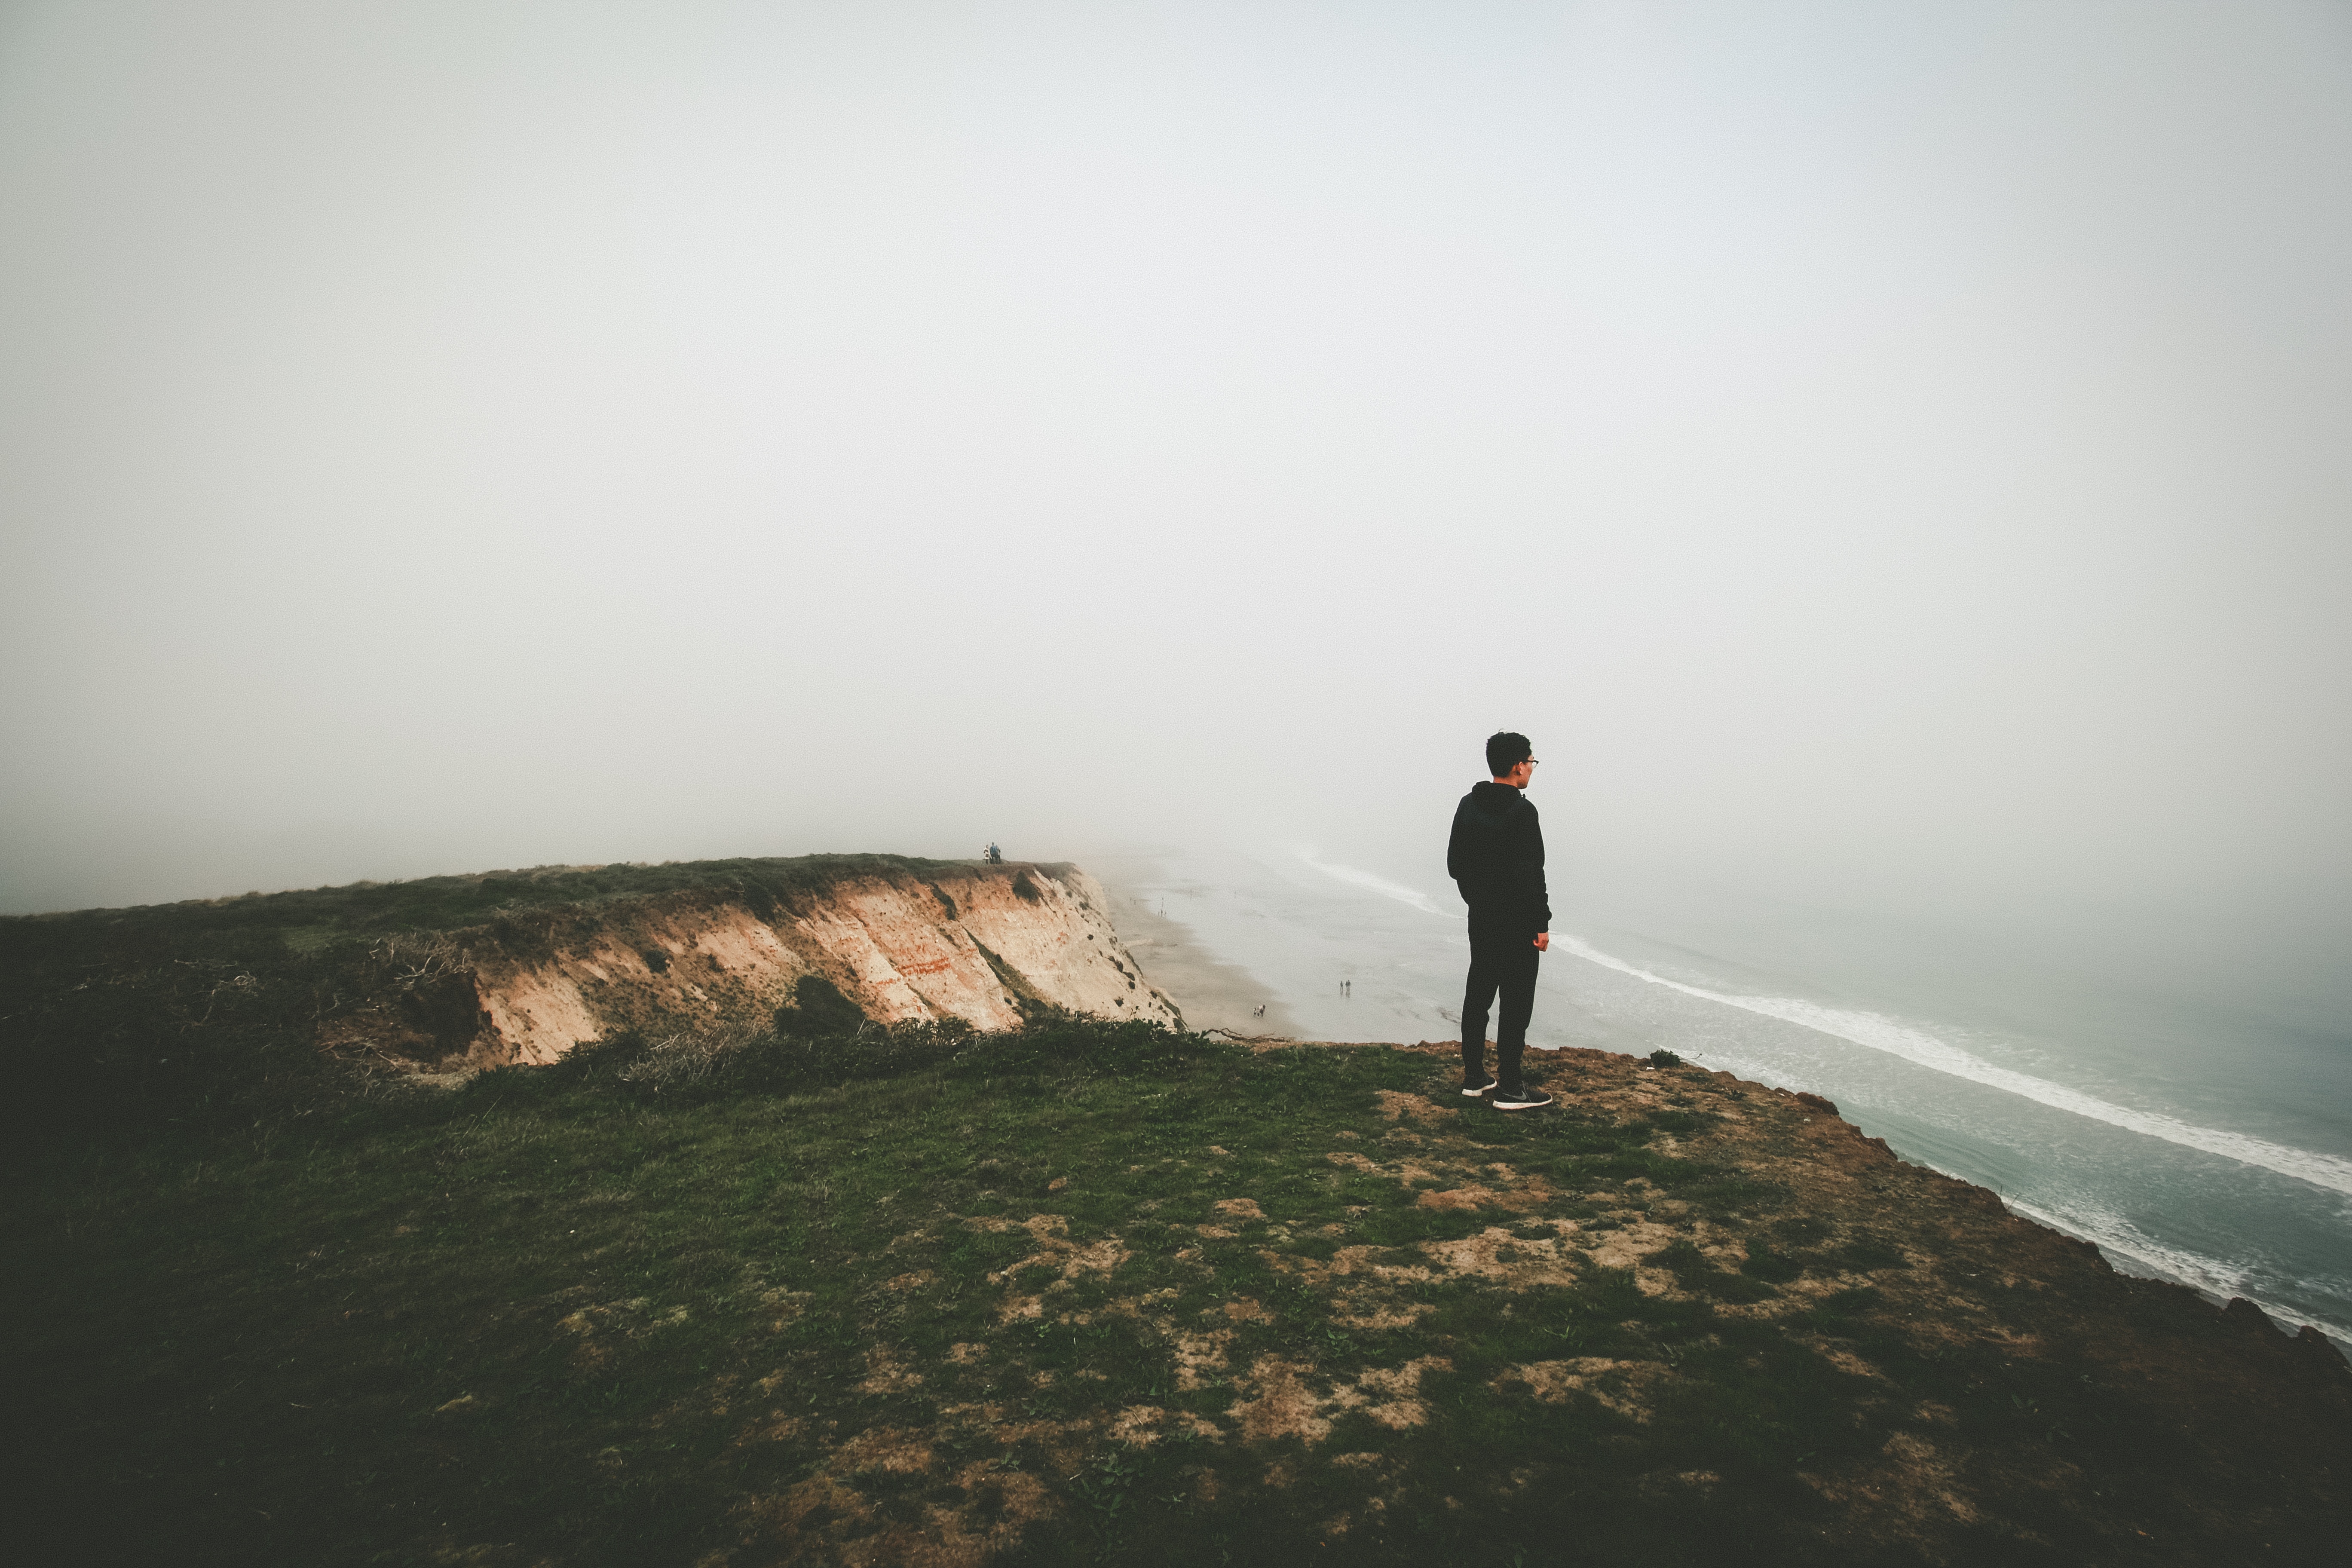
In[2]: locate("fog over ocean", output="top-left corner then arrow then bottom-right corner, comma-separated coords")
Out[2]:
1101,845 -> 2352,1351
3,4 -> 2346,1359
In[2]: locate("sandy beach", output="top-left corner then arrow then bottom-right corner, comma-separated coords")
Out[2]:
1087,853 -> 1305,1038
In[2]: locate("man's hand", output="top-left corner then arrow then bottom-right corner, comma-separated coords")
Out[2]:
1534,932 -> 1550,952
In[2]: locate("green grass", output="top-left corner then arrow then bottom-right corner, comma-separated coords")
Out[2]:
4,1026 -> 1858,1566
12,1021 -> 2348,1565
2,852 -> 985,937
0,854 -> 1032,1159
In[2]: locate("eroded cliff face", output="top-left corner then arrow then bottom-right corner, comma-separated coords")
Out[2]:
317,863 -> 1179,1069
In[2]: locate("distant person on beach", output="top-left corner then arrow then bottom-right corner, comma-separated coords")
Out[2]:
1446,731 -> 1554,1110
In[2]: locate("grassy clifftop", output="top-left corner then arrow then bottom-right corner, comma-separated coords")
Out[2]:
9,1020 -> 2348,1566
0,854 -> 1047,1150
5,854 -> 977,939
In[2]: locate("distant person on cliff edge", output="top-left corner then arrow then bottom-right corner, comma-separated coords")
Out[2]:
1447,732 -> 1554,1110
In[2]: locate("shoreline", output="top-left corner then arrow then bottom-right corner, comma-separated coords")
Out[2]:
1087,852 -> 1305,1038
1086,850 -> 2352,1355
1996,1191 -> 2352,1362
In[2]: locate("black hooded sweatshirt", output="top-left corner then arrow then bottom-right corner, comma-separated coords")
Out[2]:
1447,781 -> 1551,937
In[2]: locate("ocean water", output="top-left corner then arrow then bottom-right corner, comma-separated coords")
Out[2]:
1105,847 -> 2352,1350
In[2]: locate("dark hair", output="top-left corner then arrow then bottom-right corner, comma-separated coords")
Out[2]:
1485,731 -> 1532,776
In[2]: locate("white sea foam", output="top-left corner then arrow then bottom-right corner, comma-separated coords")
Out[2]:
1996,1194 -> 2348,1346
1558,935 -> 2352,1200
1294,849 -> 1459,919
1998,1194 -> 2248,1300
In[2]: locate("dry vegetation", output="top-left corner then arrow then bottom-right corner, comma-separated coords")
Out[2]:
9,1020 -> 2349,1566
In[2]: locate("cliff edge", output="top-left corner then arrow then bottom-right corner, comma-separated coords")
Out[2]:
314,859 -> 1180,1069
0,855 -> 1182,1141
6,868 -> 2351,1563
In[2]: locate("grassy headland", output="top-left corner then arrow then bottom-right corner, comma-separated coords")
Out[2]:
0,855 -> 980,1155
9,1014 -> 2349,1565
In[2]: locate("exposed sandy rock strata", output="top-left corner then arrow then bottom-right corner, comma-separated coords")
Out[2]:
317,862 -> 1178,1068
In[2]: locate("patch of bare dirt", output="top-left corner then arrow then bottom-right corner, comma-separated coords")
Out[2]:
1496,1358 -> 1672,1424
740,1041 -> 2352,1565
1332,1301 -> 1435,1330
758,1286 -> 813,1332
1106,1405 -> 1222,1446
1372,1090 -> 1443,1123
836,1425 -> 936,1475
857,1347 -> 924,1396
1229,1359 -> 1330,1443
1172,1329 -> 1236,1390
1227,1356 -> 1453,1445
555,1298 -> 686,1369
968,1212 -> 1131,1324
1418,1228 -> 1581,1289
742,1458 -> 1056,1568
1804,1430 -> 1987,1546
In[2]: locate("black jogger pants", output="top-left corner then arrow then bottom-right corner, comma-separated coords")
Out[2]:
1461,925 -> 1540,1090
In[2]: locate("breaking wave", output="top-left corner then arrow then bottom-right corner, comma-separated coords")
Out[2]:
1294,850 -> 1459,919
1558,936 -> 2352,1200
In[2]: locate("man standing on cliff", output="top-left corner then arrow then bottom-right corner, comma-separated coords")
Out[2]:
1447,732 -> 1555,1110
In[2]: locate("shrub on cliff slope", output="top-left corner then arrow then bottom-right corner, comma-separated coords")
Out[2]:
0,854 -> 1026,1161
772,974 -> 873,1040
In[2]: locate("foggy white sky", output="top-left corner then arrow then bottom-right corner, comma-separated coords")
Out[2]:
3,0 -> 2349,928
